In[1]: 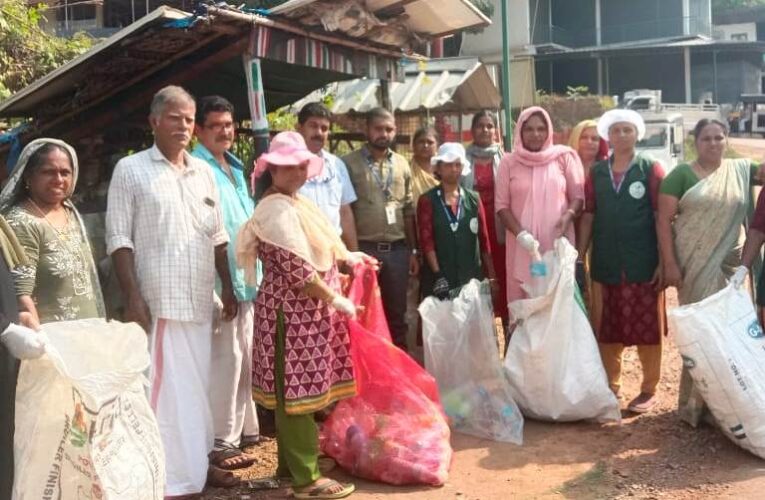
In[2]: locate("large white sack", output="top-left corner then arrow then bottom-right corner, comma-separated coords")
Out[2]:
505,238 -> 621,423
669,282 -> 765,458
13,318 -> 165,500
420,279 -> 524,444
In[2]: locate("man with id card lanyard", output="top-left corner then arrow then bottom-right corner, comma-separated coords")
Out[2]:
343,107 -> 419,352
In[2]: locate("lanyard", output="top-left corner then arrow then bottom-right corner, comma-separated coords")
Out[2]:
438,188 -> 462,232
365,153 -> 394,200
607,155 -> 635,193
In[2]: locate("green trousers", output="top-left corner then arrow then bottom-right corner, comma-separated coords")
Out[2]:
275,311 -> 320,488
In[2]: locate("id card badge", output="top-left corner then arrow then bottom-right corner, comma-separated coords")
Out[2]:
385,204 -> 397,225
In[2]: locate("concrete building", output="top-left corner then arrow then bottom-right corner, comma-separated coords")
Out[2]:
461,0 -> 765,106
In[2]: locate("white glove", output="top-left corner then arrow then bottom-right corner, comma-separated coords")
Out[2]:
516,230 -> 539,254
731,265 -> 748,289
331,295 -> 357,318
1,323 -> 47,360
346,252 -> 379,270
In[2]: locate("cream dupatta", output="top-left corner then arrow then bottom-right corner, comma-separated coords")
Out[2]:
673,159 -> 752,305
236,193 -> 350,285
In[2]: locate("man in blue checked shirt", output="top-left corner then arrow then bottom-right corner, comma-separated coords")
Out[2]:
296,102 -> 359,250
192,95 -> 262,477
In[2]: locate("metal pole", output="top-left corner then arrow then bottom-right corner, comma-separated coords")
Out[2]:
501,0 -> 513,151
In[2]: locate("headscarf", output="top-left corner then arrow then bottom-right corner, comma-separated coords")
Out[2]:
236,193 -> 350,285
509,106 -> 574,168
568,119 -> 609,166
499,106 -> 584,285
0,138 -> 105,316
0,138 -> 79,212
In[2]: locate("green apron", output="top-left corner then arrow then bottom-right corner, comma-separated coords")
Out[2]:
421,186 -> 484,297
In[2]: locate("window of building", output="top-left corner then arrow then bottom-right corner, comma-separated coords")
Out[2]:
731,33 -> 749,41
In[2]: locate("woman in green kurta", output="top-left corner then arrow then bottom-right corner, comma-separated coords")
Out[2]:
656,118 -> 764,427
0,138 -> 104,324
417,143 -> 498,299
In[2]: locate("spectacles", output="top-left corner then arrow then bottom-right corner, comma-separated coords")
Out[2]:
204,122 -> 235,132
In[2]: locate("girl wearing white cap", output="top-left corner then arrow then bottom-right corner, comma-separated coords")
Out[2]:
577,109 -> 667,414
417,143 -> 498,299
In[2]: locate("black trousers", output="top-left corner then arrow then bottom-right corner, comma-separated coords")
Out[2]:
359,240 -> 410,351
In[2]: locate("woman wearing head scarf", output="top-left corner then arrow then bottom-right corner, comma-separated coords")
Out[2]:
237,132 -> 375,499
495,106 -> 585,337
0,216 -> 47,500
417,143 -> 497,299
462,110 -> 509,327
570,120 -> 610,334
577,109 -> 667,414
657,118 -> 765,426
0,138 -> 104,325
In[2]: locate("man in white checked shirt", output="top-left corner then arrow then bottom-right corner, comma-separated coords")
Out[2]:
106,85 -> 239,498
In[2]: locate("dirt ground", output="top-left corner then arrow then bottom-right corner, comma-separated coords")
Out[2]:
202,139 -> 765,500
201,289 -> 765,500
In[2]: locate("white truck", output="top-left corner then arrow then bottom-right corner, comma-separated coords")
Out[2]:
635,111 -> 685,171
621,89 -> 723,132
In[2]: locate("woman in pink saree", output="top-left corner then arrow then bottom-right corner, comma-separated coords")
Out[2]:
495,107 -> 585,328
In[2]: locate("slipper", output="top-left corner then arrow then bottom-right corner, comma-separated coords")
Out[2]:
206,465 -> 241,488
627,392 -> 658,414
293,478 -> 355,499
209,447 -> 256,470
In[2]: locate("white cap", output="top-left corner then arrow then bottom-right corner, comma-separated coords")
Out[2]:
431,142 -> 470,175
597,109 -> 646,141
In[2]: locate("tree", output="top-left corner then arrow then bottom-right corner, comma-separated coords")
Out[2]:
0,0 -> 92,101
713,0 -> 765,10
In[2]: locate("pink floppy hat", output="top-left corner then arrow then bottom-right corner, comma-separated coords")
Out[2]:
252,131 -> 323,180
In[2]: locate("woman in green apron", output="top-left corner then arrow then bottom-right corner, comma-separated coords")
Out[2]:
417,143 -> 498,299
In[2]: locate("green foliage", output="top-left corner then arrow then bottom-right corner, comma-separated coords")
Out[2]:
713,0 -> 765,10
0,0 -> 93,101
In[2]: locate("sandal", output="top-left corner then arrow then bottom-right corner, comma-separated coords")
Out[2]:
206,465 -> 242,488
208,447 -> 257,470
240,435 -> 270,451
627,392 -> 658,414
293,478 -> 355,499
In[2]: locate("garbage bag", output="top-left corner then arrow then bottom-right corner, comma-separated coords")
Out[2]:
420,279 -> 524,444
505,239 -> 620,423
319,265 -> 452,486
13,319 -> 165,500
669,282 -> 765,458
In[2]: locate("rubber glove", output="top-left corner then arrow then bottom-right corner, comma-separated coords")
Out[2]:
331,295 -> 357,318
731,265 -> 748,289
516,230 -> 539,254
0,323 -> 47,360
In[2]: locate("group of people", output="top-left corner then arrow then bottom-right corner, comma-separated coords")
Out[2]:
1,82 -> 765,500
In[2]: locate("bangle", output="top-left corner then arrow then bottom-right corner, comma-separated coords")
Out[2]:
411,248 -> 419,255
566,208 -> 576,217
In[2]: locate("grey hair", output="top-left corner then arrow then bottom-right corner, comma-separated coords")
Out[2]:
149,85 -> 196,118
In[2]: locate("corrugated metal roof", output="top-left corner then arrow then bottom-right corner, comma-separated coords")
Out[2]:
291,57 -> 501,114
271,0 -> 491,39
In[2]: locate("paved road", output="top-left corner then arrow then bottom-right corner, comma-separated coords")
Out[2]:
729,136 -> 765,158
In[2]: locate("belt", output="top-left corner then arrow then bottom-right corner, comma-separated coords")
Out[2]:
361,240 -> 406,253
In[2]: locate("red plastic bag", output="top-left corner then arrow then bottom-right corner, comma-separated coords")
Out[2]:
319,265 -> 452,486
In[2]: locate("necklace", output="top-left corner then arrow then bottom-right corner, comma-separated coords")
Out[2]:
27,199 -> 71,238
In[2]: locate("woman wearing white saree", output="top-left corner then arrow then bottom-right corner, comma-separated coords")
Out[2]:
656,118 -> 765,427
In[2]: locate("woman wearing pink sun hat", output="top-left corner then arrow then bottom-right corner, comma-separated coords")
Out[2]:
237,131 -> 375,499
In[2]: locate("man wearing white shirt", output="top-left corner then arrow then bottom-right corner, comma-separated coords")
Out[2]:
296,102 -> 359,250
106,85 -> 238,498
